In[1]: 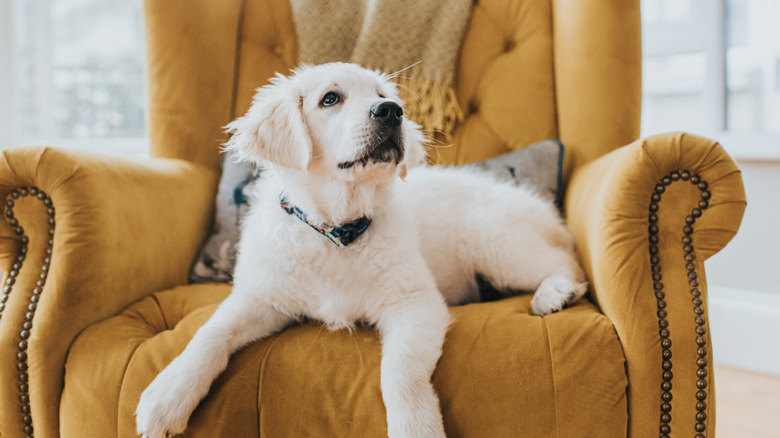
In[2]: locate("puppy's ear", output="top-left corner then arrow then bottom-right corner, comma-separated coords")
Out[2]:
224,74 -> 312,170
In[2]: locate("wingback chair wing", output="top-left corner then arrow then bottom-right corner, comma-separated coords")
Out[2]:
0,0 -> 746,437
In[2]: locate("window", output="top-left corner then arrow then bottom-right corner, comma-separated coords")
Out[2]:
3,1 -> 776,157
641,0 -> 780,158
0,0 -> 147,154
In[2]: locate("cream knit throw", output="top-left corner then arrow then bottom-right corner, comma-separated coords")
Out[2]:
291,0 -> 473,139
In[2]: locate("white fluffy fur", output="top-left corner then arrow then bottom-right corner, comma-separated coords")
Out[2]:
136,63 -> 587,438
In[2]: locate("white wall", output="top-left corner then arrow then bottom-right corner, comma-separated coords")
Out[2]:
705,160 -> 780,376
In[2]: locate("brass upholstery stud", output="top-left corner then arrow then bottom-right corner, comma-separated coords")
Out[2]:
649,171 -> 712,437
2,187 -> 55,438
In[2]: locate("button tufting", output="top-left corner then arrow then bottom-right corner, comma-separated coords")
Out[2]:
467,100 -> 479,115
503,39 -> 516,53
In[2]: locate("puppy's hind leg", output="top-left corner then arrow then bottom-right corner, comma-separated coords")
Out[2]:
475,238 -> 587,316
530,271 -> 588,316
376,289 -> 450,438
135,291 -> 294,438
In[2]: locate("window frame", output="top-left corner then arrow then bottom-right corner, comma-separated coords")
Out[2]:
708,0 -> 779,160
642,0 -> 780,160
2,0 -> 777,160
0,0 -> 15,147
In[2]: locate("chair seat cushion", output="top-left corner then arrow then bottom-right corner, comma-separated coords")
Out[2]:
61,283 -> 627,437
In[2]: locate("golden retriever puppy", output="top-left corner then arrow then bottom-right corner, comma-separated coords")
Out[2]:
136,63 -> 586,438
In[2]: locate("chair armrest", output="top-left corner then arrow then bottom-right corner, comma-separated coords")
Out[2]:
0,146 -> 219,437
565,132 -> 746,437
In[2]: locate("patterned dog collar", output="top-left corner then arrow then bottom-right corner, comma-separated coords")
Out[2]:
279,195 -> 371,247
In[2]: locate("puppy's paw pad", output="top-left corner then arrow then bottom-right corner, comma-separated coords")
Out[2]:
531,275 -> 582,316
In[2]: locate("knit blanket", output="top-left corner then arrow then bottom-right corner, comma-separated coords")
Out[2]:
291,0 -> 473,140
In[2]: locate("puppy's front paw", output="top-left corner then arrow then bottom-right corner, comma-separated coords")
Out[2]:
531,275 -> 584,316
136,365 -> 199,438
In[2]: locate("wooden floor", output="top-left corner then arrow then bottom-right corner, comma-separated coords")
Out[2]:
714,365 -> 780,437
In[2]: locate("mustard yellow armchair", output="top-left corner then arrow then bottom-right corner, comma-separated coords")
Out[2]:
0,1 -> 745,437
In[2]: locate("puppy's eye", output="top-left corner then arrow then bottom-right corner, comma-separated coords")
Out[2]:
320,92 -> 341,107
377,92 -> 386,99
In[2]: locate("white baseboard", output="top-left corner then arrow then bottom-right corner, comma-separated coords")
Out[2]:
708,286 -> 780,377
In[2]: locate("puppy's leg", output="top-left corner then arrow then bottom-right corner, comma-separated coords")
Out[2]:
376,290 -> 450,438
135,292 -> 293,438
530,270 -> 588,316
476,238 -> 587,316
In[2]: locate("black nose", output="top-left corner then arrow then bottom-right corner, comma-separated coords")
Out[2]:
370,101 -> 403,127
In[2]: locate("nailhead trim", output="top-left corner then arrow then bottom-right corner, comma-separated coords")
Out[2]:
649,171 -> 710,438
2,187 -> 55,438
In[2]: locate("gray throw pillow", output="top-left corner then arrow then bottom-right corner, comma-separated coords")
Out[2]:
458,139 -> 564,209
189,139 -> 565,283
189,155 -> 259,283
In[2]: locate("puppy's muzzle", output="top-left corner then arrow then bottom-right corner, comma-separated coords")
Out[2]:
338,101 -> 405,170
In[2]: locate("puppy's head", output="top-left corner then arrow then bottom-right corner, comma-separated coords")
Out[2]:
224,63 -> 427,182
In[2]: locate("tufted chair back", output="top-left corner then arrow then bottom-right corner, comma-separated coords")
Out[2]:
143,0 -> 641,181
